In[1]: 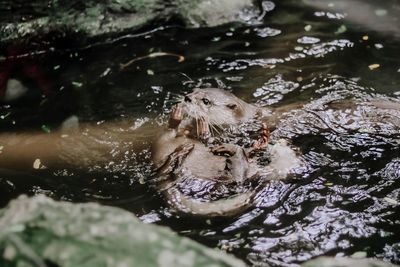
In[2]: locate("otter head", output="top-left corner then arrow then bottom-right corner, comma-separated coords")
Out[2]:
182,88 -> 256,126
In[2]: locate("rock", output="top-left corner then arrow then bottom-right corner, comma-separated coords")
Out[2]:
301,256 -> 399,267
178,0 -> 254,27
0,0 -> 256,44
0,195 -> 246,267
60,115 -> 80,131
4,79 -> 28,102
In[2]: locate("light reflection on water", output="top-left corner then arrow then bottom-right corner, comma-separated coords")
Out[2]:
1,0 -> 400,266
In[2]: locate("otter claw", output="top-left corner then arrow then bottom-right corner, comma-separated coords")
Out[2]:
176,143 -> 195,157
252,123 -> 270,150
211,145 -> 237,156
198,117 -> 211,140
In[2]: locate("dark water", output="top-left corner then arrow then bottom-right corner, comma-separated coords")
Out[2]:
1,0 -> 400,266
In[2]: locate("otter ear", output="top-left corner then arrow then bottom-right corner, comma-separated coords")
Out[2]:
227,103 -> 237,110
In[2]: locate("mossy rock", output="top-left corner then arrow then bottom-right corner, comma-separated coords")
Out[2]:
0,195 -> 246,267
0,0 -> 255,44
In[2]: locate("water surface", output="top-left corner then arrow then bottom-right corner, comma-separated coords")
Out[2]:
0,0 -> 399,266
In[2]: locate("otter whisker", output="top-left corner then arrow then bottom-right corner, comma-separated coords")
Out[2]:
169,95 -> 184,102
209,121 -> 222,135
178,72 -> 195,83
208,121 -> 214,137
169,92 -> 184,99
195,116 -> 199,138
169,91 -> 184,96
209,122 -> 220,136
191,109 -> 200,138
164,98 -> 182,105
164,93 -> 184,107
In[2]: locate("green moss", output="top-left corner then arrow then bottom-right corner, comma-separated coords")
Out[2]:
0,195 -> 246,267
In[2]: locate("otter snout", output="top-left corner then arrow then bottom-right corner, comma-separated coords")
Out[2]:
184,96 -> 192,103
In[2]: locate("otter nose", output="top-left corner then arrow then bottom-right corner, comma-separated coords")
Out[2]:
184,96 -> 192,103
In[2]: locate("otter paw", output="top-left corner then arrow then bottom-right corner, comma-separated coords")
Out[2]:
157,143 -> 195,175
198,117 -> 211,140
211,145 -> 237,156
252,123 -> 270,150
169,104 -> 184,129
175,143 -> 195,156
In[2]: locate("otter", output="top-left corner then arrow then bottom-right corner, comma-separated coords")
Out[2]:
151,88 -> 301,217
4,87 -> 398,217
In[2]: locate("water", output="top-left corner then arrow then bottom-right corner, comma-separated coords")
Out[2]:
1,0 -> 400,266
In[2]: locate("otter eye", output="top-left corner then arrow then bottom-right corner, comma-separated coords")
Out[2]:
227,103 -> 237,110
202,98 -> 211,105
